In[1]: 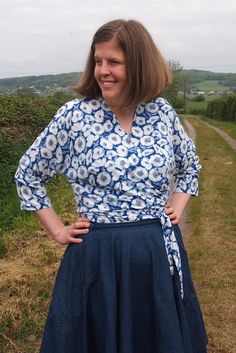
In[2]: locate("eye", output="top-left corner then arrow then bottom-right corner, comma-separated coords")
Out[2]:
94,58 -> 101,65
110,59 -> 119,65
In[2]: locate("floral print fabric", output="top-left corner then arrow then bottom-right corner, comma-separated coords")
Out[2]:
15,97 -> 201,298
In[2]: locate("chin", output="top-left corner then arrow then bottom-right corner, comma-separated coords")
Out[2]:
102,95 -> 116,106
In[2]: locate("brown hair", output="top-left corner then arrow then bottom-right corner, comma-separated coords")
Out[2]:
75,19 -> 172,109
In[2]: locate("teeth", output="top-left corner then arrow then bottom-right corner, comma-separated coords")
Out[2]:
102,81 -> 114,87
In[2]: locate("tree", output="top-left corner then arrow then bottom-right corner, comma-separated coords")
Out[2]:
16,87 -> 38,98
164,60 -> 184,110
192,94 -> 205,102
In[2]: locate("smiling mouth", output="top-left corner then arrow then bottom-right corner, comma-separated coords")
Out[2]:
101,81 -> 116,87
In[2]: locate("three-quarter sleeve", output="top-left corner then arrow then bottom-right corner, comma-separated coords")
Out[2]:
171,113 -> 201,196
15,102 -> 72,211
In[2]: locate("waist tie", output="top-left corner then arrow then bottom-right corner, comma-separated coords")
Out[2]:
159,210 -> 184,299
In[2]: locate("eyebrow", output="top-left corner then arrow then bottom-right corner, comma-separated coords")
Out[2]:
94,55 -> 122,62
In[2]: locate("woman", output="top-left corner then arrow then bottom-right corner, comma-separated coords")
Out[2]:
15,19 -> 208,353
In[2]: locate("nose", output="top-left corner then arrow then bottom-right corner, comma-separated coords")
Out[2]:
99,62 -> 110,76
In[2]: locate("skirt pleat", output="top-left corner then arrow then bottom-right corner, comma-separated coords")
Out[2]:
39,219 -> 208,353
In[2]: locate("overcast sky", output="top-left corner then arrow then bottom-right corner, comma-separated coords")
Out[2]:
1,0 -> 236,79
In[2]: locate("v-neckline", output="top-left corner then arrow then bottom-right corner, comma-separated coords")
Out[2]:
112,110 -> 137,136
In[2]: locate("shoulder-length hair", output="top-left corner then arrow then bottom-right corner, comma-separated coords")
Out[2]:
75,19 -> 172,109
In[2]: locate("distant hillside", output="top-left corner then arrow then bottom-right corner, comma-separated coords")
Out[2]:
179,69 -> 236,89
0,72 -> 82,94
0,69 -> 236,94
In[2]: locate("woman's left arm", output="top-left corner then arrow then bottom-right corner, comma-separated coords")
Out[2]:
164,104 -> 201,224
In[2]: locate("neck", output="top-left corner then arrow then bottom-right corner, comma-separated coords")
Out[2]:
112,107 -> 135,135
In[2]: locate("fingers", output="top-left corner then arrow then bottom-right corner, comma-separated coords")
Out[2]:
54,218 -> 91,245
169,216 -> 180,225
165,206 -> 173,215
69,219 -> 90,238
67,235 -> 84,244
165,204 -> 174,217
170,217 -> 180,225
74,220 -> 90,229
72,219 -> 90,234
165,204 -> 180,225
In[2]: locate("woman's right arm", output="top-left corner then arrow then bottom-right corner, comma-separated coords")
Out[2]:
15,101 -> 90,244
15,103 -> 72,212
34,207 -> 90,245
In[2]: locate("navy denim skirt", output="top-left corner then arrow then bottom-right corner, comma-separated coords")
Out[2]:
39,219 -> 208,353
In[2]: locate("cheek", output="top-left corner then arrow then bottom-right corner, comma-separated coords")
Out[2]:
94,67 -> 99,82
120,68 -> 127,83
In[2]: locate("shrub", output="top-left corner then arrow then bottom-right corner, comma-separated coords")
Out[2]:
206,94 -> 236,121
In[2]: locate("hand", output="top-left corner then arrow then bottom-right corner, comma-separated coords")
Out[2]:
54,217 -> 90,245
165,203 -> 180,225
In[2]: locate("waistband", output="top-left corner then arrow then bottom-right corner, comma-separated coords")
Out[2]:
89,218 -> 161,230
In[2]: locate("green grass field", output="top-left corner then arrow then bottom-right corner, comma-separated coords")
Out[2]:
192,80 -> 231,93
185,95 -> 218,114
185,99 -> 208,112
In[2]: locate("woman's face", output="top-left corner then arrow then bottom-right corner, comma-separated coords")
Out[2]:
94,39 -> 127,110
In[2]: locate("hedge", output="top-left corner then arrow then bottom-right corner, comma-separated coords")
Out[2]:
206,94 -> 236,121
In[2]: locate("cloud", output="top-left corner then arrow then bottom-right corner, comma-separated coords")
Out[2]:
0,0 -> 236,78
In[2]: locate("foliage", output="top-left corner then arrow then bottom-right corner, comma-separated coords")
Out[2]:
192,94 -> 205,102
0,92 -> 75,128
0,92 -> 75,231
165,60 -> 184,109
219,74 -> 236,87
17,87 -> 38,98
206,94 -> 236,121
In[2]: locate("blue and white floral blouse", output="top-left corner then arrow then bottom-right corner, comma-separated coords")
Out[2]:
15,97 -> 201,298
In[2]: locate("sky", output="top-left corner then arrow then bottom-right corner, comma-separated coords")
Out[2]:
1,0 -> 236,79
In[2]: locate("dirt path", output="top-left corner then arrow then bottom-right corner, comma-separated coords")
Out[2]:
199,119 -> 236,151
183,117 -> 196,141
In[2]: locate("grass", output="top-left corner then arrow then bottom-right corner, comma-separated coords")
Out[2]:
0,176 -> 75,353
184,116 -> 236,353
199,116 -> 236,140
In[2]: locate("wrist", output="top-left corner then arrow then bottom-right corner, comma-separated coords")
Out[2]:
52,224 -> 66,241
34,208 -> 65,240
